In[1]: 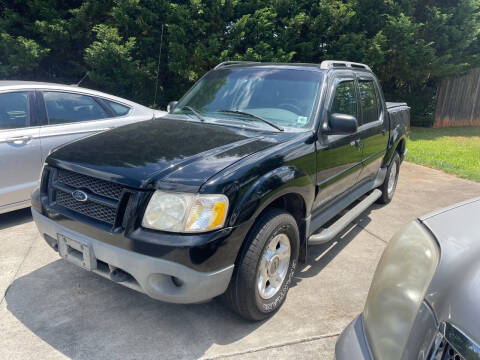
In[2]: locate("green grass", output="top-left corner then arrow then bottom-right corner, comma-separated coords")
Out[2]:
405,126 -> 480,182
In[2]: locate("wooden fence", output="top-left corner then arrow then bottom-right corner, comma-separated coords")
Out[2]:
434,68 -> 480,127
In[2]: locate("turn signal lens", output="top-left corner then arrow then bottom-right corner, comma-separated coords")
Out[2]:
185,195 -> 228,232
142,191 -> 229,233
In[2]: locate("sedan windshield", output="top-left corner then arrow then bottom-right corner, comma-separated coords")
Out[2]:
173,67 -> 323,130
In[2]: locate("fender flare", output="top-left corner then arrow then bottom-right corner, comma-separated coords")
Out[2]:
229,165 -> 314,228
385,132 -> 407,166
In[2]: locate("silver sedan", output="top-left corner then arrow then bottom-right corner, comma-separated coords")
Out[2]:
335,197 -> 480,360
0,81 -> 166,214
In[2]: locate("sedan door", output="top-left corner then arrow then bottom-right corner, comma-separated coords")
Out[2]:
37,90 -> 146,162
0,91 -> 42,211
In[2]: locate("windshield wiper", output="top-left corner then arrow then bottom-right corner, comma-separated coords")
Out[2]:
217,109 -> 284,131
181,106 -> 206,122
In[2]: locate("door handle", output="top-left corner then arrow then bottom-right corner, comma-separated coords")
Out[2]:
350,139 -> 361,148
5,135 -> 32,144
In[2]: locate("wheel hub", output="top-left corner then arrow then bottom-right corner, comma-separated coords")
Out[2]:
268,256 -> 280,276
257,233 -> 291,300
388,161 -> 398,196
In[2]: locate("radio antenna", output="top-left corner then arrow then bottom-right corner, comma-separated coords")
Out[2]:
76,73 -> 88,86
153,24 -> 165,108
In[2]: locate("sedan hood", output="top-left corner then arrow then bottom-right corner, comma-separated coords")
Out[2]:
421,197 -> 480,344
47,117 -> 286,189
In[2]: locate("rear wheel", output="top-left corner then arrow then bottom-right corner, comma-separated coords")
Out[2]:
377,151 -> 400,204
222,208 -> 299,321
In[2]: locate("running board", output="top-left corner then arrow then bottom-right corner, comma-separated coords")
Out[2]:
308,189 -> 382,245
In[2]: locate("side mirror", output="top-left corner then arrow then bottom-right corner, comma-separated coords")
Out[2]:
167,101 -> 178,113
323,113 -> 358,135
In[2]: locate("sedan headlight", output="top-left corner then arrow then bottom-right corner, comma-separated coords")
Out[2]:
363,221 -> 439,360
142,191 -> 229,233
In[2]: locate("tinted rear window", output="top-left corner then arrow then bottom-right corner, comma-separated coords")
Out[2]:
105,99 -> 130,116
358,80 -> 380,124
44,91 -> 109,124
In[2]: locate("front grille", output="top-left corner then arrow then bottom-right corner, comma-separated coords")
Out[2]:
57,168 -> 123,201
56,190 -> 117,224
432,339 -> 465,360
48,167 -> 130,227
429,323 -> 475,360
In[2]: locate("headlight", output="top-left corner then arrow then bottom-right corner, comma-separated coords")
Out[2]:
142,191 -> 229,233
363,221 -> 439,360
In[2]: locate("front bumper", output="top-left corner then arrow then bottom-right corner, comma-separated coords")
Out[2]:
335,315 -> 373,360
32,208 -> 234,304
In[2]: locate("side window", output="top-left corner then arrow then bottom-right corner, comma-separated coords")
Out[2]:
0,91 -> 31,130
330,80 -> 357,117
104,99 -> 130,116
358,80 -> 380,124
43,92 -> 109,125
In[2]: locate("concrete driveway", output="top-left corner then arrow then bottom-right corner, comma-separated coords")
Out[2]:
1,162 -> 480,360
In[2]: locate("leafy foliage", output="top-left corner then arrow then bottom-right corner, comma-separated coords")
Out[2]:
0,33 -> 49,76
0,0 -> 479,126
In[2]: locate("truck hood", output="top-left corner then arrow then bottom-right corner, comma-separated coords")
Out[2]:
421,197 -> 480,345
47,117 -> 287,189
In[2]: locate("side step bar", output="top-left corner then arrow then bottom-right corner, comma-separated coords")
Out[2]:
308,189 -> 382,246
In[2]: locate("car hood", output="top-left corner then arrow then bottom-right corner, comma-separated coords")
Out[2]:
47,117 -> 290,189
421,197 -> 480,344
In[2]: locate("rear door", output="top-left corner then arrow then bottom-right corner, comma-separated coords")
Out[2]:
0,90 -> 42,209
37,90 -> 139,162
355,74 -> 389,183
313,71 -> 363,210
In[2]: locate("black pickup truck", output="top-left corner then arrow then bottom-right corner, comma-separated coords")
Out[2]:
32,61 -> 409,320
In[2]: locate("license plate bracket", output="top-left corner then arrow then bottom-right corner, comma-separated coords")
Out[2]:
57,233 -> 96,271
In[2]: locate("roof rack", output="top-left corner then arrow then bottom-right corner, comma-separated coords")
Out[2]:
319,60 -> 371,71
214,61 -> 260,69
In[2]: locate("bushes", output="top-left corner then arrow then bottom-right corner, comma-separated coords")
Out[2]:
0,0 -> 478,126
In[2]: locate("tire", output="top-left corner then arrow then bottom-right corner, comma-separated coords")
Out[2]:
377,151 -> 401,204
222,208 -> 299,321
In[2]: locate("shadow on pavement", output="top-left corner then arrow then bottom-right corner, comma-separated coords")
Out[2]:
0,207 -> 32,231
5,258 -> 263,360
294,207 -> 373,284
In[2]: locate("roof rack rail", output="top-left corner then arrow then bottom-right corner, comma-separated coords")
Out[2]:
319,60 -> 371,71
214,61 -> 260,69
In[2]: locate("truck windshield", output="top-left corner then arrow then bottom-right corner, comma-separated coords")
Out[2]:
173,67 -> 323,130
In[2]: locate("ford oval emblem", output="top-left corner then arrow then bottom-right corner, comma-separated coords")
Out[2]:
72,190 -> 88,202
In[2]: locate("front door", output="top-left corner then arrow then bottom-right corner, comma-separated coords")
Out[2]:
313,73 -> 363,212
0,91 -> 42,209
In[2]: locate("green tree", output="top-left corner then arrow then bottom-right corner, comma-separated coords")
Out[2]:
0,33 -> 49,77
0,0 -> 478,125
84,24 -> 148,101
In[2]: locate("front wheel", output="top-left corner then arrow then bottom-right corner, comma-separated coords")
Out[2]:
377,151 -> 400,204
222,208 -> 299,321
